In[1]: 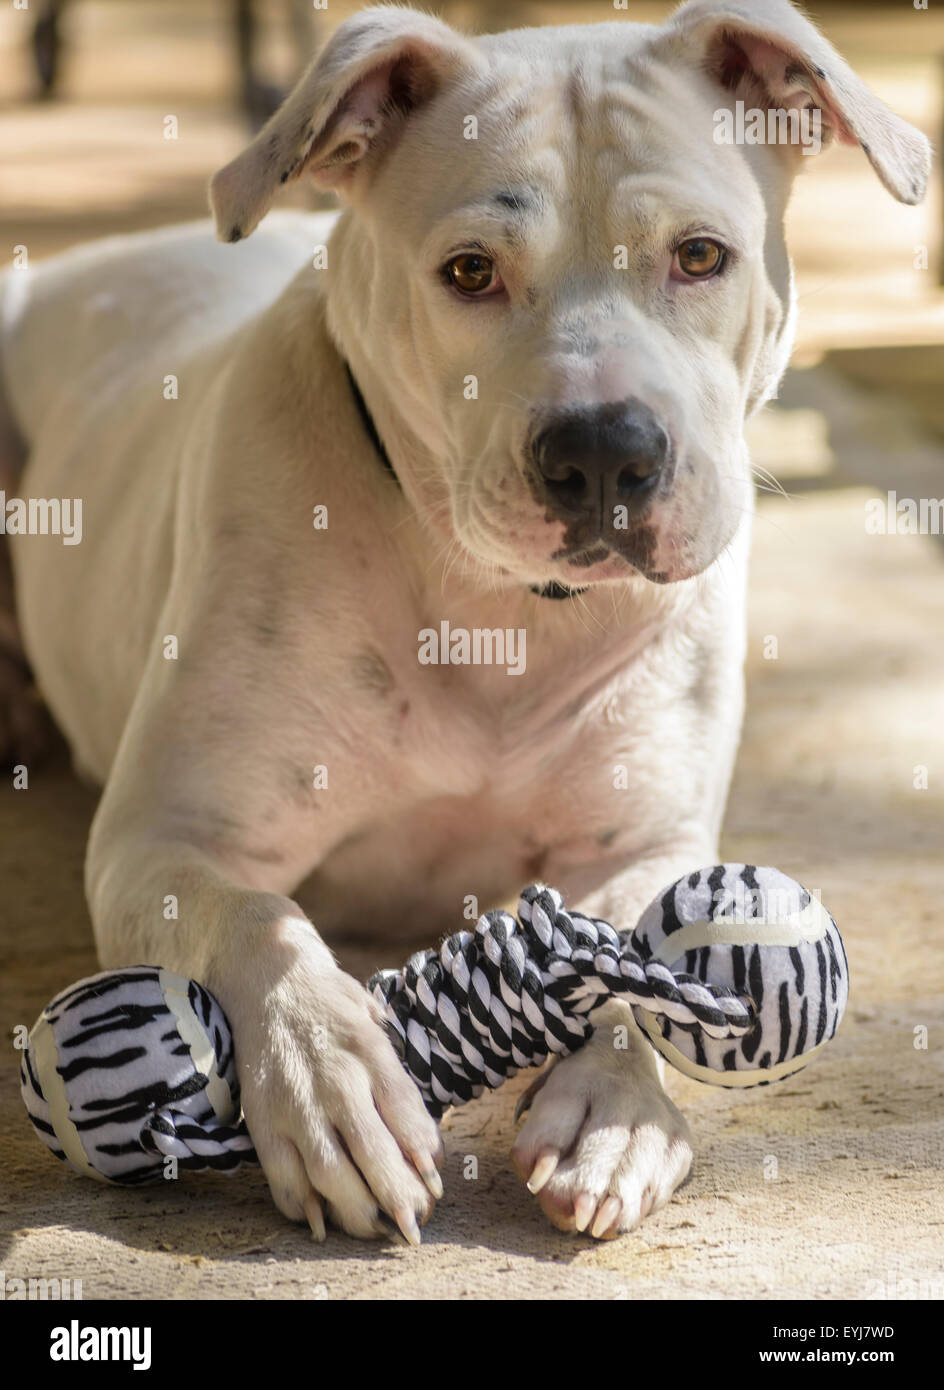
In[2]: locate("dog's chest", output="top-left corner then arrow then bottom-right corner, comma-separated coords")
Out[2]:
299,643 -> 666,937
351,629 -> 626,802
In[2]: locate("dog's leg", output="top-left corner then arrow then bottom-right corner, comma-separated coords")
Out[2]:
85,721 -> 443,1243
511,846 -> 713,1238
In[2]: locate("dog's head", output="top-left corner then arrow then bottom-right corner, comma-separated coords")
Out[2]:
212,1 -> 928,588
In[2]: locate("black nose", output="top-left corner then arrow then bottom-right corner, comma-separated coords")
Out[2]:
531,399 -> 670,525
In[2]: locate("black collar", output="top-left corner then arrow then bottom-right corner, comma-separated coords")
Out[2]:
345,361 -> 398,485
343,361 -> 585,602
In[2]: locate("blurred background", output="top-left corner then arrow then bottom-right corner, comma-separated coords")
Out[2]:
2,1 -> 944,466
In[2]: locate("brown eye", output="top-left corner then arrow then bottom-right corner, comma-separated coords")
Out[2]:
674,238 -> 726,280
445,252 -> 501,296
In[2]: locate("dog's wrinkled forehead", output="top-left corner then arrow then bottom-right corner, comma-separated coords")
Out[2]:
384,32 -> 767,252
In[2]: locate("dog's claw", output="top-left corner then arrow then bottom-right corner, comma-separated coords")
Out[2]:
394,1204 -> 422,1246
591,1195 -> 622,1239
406,1141 -> 443,1199
526,1148 -> 559,1194
574,1191 -> 596,1233
422,1166 -> 444,1200
305,1192 -> 326,1242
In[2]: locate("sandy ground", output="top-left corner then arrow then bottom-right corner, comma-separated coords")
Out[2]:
0,1 -> 943,1301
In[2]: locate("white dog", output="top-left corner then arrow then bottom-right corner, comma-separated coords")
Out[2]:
0,0 -> 928,1242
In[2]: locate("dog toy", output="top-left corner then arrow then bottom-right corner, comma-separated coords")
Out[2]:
20,969 -> 257,1184
21,864 -> 848,1183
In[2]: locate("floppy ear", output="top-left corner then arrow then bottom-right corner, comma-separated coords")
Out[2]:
662,0 -> 930,204
210,6 -> 481,243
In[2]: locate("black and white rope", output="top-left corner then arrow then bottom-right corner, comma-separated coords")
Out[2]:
139,1108 -> 258,1173
369,884 -> 755,1119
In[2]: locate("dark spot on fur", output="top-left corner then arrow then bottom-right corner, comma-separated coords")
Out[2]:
352,650 -> 395,697
815,67 -> 827,79
861,142 -> 870,155
288,764 -> 319,806
563,331 -> 597,358
228,227 -> 243,243
687,651 -> 714,707
493,188 -> 541,216
523,847 -> 549,880
165,806 -> 286,870
597,826 -> 620,848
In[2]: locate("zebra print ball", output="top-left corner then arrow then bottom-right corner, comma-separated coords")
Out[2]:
630,865 -> 849,1086
20,966 -> 255,1184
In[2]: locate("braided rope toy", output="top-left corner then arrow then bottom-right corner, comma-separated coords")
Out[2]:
21,864 -> 848,1183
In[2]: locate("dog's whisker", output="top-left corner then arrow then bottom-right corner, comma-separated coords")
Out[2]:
495,387 -> 536,410
750,463 -> 792,501
563,589 -> 600,638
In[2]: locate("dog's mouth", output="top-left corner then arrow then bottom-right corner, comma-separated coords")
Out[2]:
553,542 -> 614,569
484,532 -> 674,591
492,542 -> 637,591
549,529 -> 674,585
434,465 -> 698,591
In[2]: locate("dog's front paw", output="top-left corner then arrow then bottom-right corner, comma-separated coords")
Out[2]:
510,1016 -> 692,1239
230,945 -> 443,1244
